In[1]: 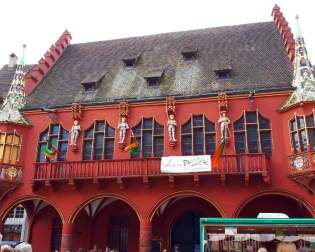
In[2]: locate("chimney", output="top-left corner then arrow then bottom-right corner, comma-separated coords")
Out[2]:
8,53 -> 18,67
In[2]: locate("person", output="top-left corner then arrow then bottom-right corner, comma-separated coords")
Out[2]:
12,242 -> 32,252
167,114 -> 177,141
277,242 -> 296,252
218,112 -> 230,140
0,245 -> 13,252
258,247 -> 268,252
117,117 -> 129,143
70,120 -> 81,146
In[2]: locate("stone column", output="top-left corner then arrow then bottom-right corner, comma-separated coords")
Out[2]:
60,223 -> 74,252
139,219 -> 152,252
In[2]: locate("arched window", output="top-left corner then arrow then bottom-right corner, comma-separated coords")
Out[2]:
233,111 -> 272,155
181,115 -> 216,156
289,112 -> 315,152
83,120 -> 115,160
37,124 -> 69,162
131,118 -> 164,158
0,131 -> 21,164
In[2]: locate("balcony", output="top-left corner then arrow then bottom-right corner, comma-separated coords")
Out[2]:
0,164 -> 23,198
32,153 -> 270,190
288,150 -> 315,193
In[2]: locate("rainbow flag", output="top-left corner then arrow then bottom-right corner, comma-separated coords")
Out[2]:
124,142 -> 139,154
211,139 -> 226,168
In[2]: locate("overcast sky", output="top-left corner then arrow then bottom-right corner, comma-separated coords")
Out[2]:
0,0 -> 314,67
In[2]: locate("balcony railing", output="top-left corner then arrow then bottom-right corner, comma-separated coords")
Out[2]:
288,150 -> 315,175
33,153 -> 270,184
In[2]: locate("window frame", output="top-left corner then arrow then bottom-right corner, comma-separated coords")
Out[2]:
131,117 -> 164,158
82,120 -> 115,160
37,124 -> 69,162
0,130 -> 22,164
233,110 -> 272,155
181,114 -> 216,156
289,112 -> 315,152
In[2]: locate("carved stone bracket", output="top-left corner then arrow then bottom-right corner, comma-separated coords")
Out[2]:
71,102 -> 82,121
218,92 -> 228,113
119,101 -> 129,118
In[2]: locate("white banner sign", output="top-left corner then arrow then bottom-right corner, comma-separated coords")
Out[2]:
161,155 -> 211,173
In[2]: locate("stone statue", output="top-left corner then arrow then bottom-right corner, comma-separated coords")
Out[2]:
167,114 -> 177,141
118,117 -> 129,143
69,120 -> 81,146
218,112 -> 230,140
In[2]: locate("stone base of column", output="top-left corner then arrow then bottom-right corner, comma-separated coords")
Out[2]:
139,220 -> 152,252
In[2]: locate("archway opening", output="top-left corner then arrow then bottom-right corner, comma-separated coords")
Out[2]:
152,195 -> 222,252
72,197 -> 140,252
237,194 -> 312,218
1,199 -> 62,252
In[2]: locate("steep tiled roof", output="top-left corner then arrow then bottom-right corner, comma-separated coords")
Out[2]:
26,21 -> 293,109
0,64 -> 33,104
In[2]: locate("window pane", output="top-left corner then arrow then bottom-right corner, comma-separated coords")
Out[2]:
61,129 -> 69,140
58,142 -> 68,161
142,130 -> 152,157
38,143 -> 47,162
6,135 -> 13,144
84,127 -> 94,138
13,135 -> 20,145
193,115 -> 203,127
50,125 -> 59,135
94,134 -> 104,160
193,128 -> 204,155
143,118 -> 153,129
40,130 -> 48,141
11,146 -> 19,163
182,135 -> 192,155
205,119 -> 215,132
51,136 -> 58,147
259,115 -> 270,129
3,145 -> 11,163
306,114 -> 315,127
260,131 -> 272,155
132,124 -> 141,136
0,133 -> 5,143
299,130 -> 307,151
297,116 -> 305,129
95,121 -> 105,132
245,111 -> 257,123
154,136 -> 163,157
235,132 -> 245,153
106,125 -> 115,137
291,132 -> 300,150
234,117 -> 244,131
308,129 -> 315,150
0,144 -> 4,160
83,141 -> 92,160
154,122 -> 164,135
182,120 -> 191,134
205,134 -> 216,154
104,139 -> 114,159
290,119 -> 297,131
247,125 -> 259,153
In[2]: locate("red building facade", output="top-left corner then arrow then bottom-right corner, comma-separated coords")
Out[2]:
0,5 -> 315,252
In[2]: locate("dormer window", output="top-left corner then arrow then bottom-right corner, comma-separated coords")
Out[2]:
144,70 -> 163,87
122,54 -> 140,68
215,70 -> 231,79
181,48 -> 198,61
81,82 -> 97,92
123,58 -> 137,68
145,76 -> 161,87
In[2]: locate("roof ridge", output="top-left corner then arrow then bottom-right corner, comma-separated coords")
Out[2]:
70,21 -> 274,47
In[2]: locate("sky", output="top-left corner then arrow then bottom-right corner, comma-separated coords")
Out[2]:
0,0 -> 314,67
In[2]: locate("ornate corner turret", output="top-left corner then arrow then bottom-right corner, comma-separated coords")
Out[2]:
0,45 -> 28,125
281,16 -> 315,110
